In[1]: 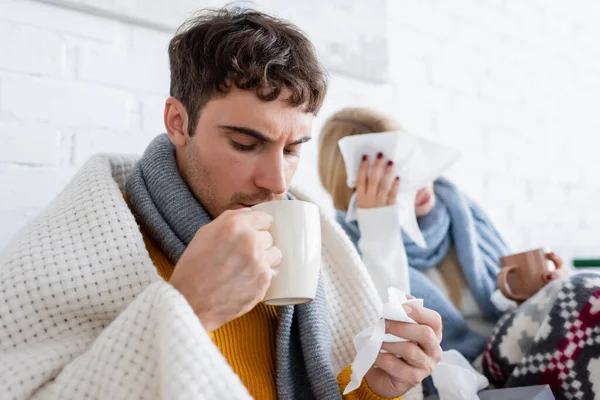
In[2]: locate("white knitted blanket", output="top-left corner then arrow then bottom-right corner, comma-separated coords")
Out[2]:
0,154 -> 423,400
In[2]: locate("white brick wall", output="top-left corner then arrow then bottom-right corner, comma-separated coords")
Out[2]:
1,0 -> 599,263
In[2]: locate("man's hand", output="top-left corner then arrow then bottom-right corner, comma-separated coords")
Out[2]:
365,300 -> 443,398
169,208 -> 282,332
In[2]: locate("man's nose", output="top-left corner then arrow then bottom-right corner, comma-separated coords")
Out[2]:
254,151 -> 287,195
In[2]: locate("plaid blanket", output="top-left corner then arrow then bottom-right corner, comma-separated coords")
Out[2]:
482,272 -> 600,400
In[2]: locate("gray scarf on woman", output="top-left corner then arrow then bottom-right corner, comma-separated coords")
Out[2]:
125,134 -> 341,400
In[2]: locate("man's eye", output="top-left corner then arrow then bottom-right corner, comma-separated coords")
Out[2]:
231,141 -> 257,152
284,146 -> 301,157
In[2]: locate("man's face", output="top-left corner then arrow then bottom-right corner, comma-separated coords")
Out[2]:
174,87 -> 314,218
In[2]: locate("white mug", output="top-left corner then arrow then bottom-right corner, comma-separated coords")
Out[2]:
251,200 -> 321,306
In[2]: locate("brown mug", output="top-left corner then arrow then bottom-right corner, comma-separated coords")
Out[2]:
497,248 -> 563,302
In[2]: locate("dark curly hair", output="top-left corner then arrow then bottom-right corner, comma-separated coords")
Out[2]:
168,6 -> 328,135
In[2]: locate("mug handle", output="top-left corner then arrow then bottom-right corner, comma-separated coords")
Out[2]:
497,264 -> 529,302
546,251 -> 563,270
542,252 -> 564,283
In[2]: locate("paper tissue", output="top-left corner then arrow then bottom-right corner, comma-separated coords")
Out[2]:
338,131 -> 459,248
344,288 -> 489,399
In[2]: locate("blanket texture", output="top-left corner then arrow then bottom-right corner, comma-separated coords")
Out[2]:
483,272 -> 600,400
0,153 -> 424,399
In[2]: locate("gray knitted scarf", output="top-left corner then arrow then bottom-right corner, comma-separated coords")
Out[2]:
125,134 -> 341,400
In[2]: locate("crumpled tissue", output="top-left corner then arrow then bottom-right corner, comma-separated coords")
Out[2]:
344,287 -> 489,399
338,132 -> 459,248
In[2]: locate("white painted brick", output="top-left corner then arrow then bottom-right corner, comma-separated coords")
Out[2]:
563,227 -> 600,248
428,46 -> 484,95
71,130 -> 154,165
448,173 -> 486,205
1,73 -> 135,130
321,73 -> 395,115
528,180 -> 567,203
525,224 -> 568,249
131,25 -> 174,55
388,0 -> 435,31
480,200 -> 513,232
484,129 -> 522,157
480,151 -> 511,175
485,174 -> 528,203
0,165 -> 77,209
77,38 -> 170,94
551,207 -> 581,225
0,120 -> 60,165
513,202 -> 553,224
0,0 -> 123,43
550,164 -> 583,185
565,184 -> 599,206
59,131 -> 75,166
0,207 -> 39,253
478,78 -> 524,105
436,92 -> 484,132
140,96 -> 166,134
0,21 -> 64,76
388,24 -> 443,59
439,14 -> 501,50
581,206 -> 600,227
388,55 -> 430,90
0,0 -> 599,261
392,85 -> 441,122
434,0 -> 501,25
500,225 -> 528,251
414,10 -> 458,41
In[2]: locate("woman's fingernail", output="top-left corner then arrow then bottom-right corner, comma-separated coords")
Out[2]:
395,176 -> 400,181
362,155 -> 367,161
377,152 -> 383,159
547,272 -> 558,280
403,304 -> 412,315
387,160 -> 394,166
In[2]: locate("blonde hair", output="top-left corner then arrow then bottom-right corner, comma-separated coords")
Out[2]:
318,107 -> 403,210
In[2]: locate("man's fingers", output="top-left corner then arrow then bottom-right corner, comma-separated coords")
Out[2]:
401,304 -> 443,340
373,353 -> 425,387
264,246 -> 283,268
380,341 -> 430,370
256,230 -> 274,249
386,320 -> 441,358
239,210 -> 273,231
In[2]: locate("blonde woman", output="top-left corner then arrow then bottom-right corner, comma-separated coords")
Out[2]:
318,107 -> 600,399
318,107 -> 513,362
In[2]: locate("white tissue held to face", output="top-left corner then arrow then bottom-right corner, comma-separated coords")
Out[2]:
338,131 -> 459,248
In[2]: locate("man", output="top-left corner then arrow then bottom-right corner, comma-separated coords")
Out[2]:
0,7 -> 442,399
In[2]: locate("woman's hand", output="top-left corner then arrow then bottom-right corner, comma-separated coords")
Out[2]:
544,252 -> 572,282
356,153 -> 400,209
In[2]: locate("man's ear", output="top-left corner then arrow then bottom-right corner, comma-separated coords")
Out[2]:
164,96 -> 189,147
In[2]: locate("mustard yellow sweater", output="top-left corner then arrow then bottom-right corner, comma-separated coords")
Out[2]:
139,230 -> 398,400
